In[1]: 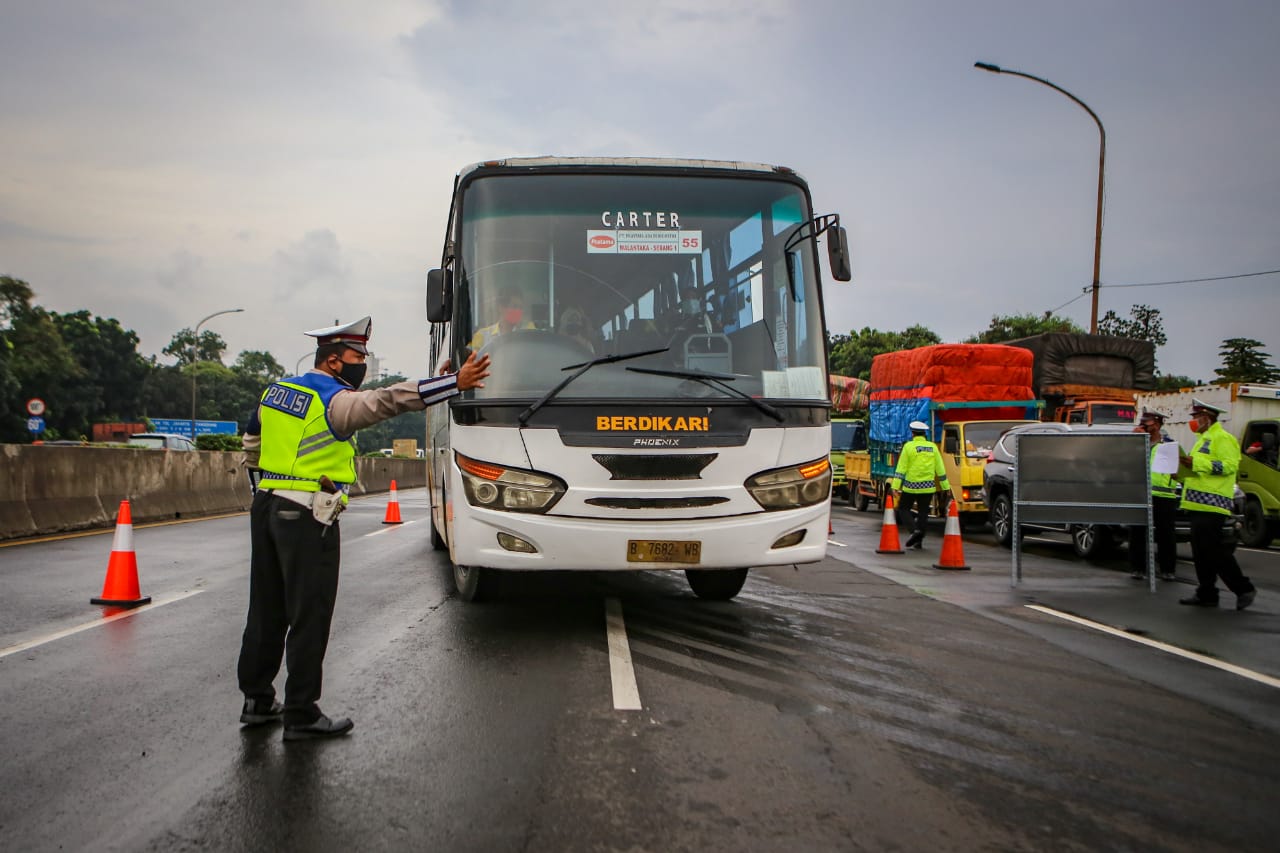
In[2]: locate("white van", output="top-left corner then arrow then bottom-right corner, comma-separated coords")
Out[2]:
128,432 -> 196,451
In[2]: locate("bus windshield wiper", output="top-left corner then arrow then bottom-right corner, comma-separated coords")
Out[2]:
625,366 -> 784,422
518,347 -> 669,424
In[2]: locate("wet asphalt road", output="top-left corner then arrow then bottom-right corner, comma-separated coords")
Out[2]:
1,489 -> 1278,852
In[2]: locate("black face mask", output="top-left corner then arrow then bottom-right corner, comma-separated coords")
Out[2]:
337,361 -> 367,390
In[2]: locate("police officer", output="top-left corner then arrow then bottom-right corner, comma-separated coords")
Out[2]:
237,317 -> 491,740
1177,398 -> 1256,610
890,420 -> 950,550
1129,410 -> 1181,581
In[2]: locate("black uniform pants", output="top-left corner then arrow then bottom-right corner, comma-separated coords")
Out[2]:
1187,510 -> 1253,601
237,490 -> 341,726
897,491 -> 936,543
1129,496 -> 1179,575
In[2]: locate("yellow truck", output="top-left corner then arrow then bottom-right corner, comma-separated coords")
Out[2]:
845,405 -> 1039,529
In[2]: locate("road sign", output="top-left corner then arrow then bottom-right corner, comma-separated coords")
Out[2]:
27,416 -> 45,434
26,398 -> 45,416
149,418 -> 239,438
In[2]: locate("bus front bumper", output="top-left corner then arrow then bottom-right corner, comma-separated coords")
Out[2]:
450,503 -> 831,571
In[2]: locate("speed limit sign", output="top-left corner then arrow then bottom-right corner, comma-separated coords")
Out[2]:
26,398 -> 46,416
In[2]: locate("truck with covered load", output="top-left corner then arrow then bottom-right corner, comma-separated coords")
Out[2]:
1134,382 -> 1280,547
845,344 -> 1041,528
1005,333 -> 1155,424
827,374 -> 869,501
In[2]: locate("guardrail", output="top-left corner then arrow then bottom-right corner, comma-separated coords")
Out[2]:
0,444 -> 427,540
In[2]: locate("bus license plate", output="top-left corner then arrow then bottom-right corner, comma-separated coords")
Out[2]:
627,539 -> 702,564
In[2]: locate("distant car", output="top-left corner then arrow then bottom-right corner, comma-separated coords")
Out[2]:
128,432 -> 196,451
981,421 -> 1241,559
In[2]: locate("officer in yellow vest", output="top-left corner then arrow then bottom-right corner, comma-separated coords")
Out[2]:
890,420 -> 951,550
237,317 -> 491,740
1129,410 -> 1181,581
1177,398 -> 1256,610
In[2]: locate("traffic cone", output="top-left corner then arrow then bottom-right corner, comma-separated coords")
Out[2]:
382,479 -> 404,524
932,501 -> 971,571
875,493 -> 904,554
91,500 -> 152,607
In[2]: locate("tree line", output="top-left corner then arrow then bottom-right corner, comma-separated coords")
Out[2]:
827,306 -> 1278,388
0,276 -> 424,450
2,275 -> 1275,445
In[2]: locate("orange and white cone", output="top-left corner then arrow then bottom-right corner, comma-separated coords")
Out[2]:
932,501 -> 971,571
91,500 -> 152,607
382,479 -> 404,524
875,493 -> 904,554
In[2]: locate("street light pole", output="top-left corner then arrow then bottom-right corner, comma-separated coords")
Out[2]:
190,308 -> 244,441
975,61 -> 1107,333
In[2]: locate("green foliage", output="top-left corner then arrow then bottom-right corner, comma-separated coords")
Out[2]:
1214,338 -> 1280,384
828,325 -> 940,380
965,313 -> 1083,343
1098,304 -> 1167,348
163,328 -> 228,365
196,433 -> 243,451
1153,373 -> 1199,391
348,373 -> 427,453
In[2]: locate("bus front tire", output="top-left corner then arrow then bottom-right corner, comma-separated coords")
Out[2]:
453,564 -> 499,602
685,568 -> 748,601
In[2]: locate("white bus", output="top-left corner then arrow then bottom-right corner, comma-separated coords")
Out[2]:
425,157 -> 851,601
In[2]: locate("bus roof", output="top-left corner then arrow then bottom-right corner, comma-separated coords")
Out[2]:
456,156 -> 805,183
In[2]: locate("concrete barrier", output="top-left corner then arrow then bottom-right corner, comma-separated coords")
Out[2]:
0,444 -> 426,540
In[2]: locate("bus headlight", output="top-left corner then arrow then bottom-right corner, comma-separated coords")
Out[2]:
456,453 -> 566,514
745,457 -> 831,511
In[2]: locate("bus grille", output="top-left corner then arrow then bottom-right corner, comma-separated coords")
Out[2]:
591,453 -> 717,480
585,496 -> 729,509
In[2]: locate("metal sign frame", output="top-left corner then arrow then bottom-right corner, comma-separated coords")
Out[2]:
1012,432 -> 1153,589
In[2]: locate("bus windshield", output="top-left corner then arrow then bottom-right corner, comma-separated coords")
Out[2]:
455,171 -> 827,403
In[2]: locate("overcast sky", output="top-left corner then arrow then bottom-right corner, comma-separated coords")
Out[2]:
2,0 -> 1277,387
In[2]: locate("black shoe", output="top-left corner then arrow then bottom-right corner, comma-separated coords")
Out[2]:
1236,590 -> 1257,611
283,714 -> 354,741
1129,571 -> 1146,579
1178,595 -> 1219,607
240,698 -> 284,726
1158,572 -> 1177,582
911,540 -> 924,550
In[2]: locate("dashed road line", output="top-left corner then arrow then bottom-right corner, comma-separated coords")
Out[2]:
605,598 -> 642,710
1025,604 -> 1280,689
0,590 -> 206,659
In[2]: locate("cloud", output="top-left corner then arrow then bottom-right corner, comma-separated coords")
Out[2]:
156,250 -> 204,291
274,229 -> 351,295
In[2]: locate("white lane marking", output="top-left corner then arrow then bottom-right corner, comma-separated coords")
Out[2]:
1025,604 -> 1280,689
363,519 -> 421,537
827,539 -> 846,547
0,590 -> 206,660
605,598 -> 642,710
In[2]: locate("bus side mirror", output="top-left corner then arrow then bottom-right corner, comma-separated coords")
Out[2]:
426,268 -> 452,322
827,225 -> 852,282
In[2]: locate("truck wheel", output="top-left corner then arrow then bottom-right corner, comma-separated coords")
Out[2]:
1240,498 -> 1272,548
453,564 -> 499,602
1071,525 -> 1113,560
685,568 -> 748,600
853,485 -> 870,512
990,493 -> 1013,548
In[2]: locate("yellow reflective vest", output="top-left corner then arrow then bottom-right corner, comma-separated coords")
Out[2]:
1180,421 -> 1237,516
891,436 -> 950,494
256,373 -> 357,493
1150,439 -> 1181,500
